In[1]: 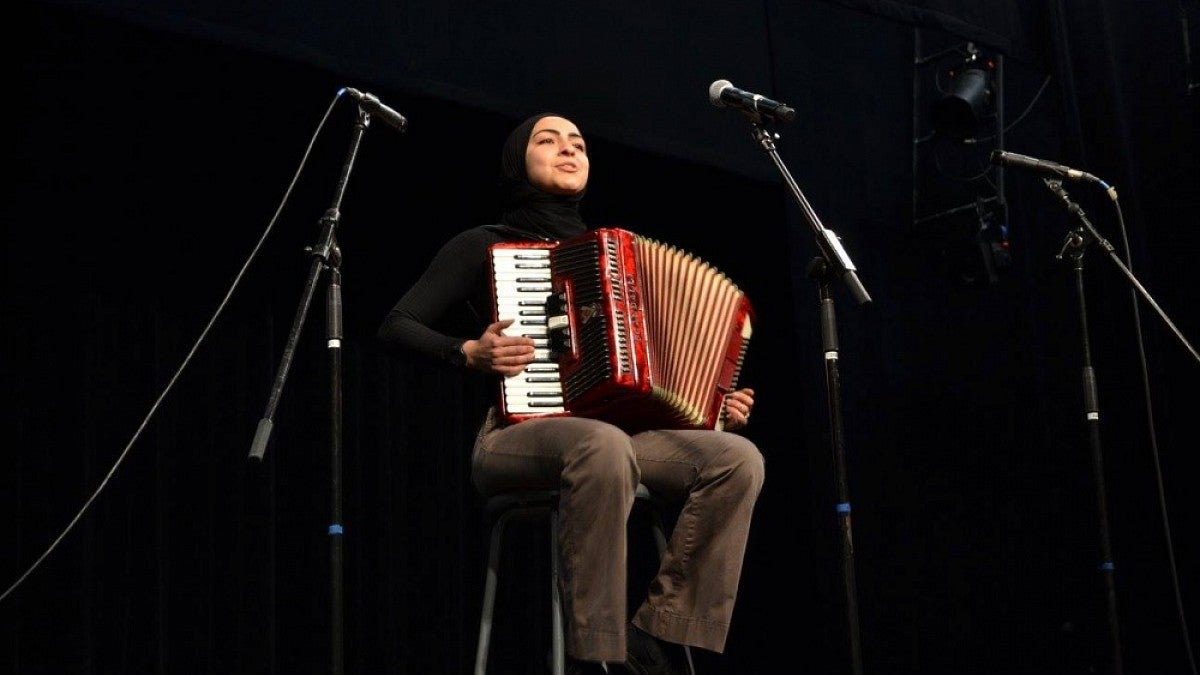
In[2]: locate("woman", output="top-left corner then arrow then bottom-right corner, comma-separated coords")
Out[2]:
378,113 -> 765,675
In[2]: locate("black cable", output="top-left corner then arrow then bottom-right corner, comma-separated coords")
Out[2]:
1182,0 -> 1198,95
964,74 -> 1053,144
1104,192 -> 1198,675
0,90 -> 343,605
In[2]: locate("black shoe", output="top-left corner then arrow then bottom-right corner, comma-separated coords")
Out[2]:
566,655 -> 610,675
624,624 -> 684,675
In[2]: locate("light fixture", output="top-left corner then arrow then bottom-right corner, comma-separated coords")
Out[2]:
930,46 -> 994,141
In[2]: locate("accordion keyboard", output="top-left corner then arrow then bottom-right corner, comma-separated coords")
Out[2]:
490,247 -> 566,415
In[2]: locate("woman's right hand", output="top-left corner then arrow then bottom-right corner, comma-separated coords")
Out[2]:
462,319 -> 537,376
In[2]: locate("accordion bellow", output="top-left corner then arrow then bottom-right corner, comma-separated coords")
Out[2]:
489,227 -> 754,433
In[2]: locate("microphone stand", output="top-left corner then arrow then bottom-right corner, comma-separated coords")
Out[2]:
745,118 -> 871,675
1042,178 -> 1123,675
248,105 -> 373,675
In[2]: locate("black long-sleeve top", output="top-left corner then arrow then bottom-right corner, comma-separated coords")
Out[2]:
376,224 -> 526,367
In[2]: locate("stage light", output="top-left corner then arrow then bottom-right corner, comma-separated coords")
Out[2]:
931,52 -> 994,141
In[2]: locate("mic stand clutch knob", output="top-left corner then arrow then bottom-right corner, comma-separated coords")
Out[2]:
1043,179 -> 1115,260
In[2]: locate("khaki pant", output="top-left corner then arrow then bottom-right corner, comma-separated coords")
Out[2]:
472,407 -> 766,662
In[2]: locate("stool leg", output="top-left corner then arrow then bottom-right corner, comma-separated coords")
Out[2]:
475,511 -> 512,675
550,509 -> 565,675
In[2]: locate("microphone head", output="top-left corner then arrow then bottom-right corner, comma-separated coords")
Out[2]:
709,79 -> 733,107
989,149 -> 1006,166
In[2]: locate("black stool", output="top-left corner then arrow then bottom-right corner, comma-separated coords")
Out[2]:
473,483 -> 696,674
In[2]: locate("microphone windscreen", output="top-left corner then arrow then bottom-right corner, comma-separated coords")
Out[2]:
709,79 -> 732,107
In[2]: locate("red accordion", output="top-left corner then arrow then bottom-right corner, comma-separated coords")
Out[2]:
489,227 -> 754,432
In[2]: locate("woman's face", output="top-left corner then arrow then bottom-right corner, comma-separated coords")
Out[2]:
525,116 -> 589,196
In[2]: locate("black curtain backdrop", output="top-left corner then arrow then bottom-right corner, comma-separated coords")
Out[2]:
5,1 -> 1197,674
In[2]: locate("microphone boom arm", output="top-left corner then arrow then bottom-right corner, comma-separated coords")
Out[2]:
751,125 -> 871,304
1042,179 -> 1200,364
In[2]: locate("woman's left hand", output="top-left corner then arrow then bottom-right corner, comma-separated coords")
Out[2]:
723,388 -> 755,431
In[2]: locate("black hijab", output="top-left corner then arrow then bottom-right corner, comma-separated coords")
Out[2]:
495,112 -> 588,242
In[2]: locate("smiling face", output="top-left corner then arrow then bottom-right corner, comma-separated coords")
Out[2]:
524,116 -> 589,196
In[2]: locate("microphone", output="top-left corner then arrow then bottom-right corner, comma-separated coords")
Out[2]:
990,150 -> 1099,183
341,87 -> 408,132
708,79 -> 796,123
